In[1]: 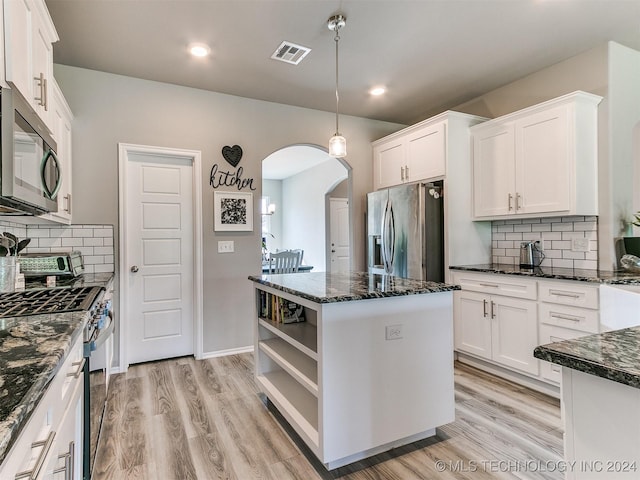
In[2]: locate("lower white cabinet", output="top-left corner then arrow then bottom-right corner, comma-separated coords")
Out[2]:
454,289 -> 538,376
0,334 -> 84,480
452,271 -> 601,390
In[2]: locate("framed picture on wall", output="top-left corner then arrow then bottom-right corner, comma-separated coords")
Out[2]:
214,191 -> 253,231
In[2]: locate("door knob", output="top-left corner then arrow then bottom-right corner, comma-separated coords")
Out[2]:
130,265 -> 139,273
331,249 -> 336,253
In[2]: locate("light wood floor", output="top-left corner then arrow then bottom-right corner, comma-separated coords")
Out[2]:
94,354 -> 562,480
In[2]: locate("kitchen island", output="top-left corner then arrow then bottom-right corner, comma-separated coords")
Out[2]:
248,271 -> 458,470
534,329 -> 640,479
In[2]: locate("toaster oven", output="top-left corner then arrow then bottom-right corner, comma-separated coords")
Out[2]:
19,251 -> 84,277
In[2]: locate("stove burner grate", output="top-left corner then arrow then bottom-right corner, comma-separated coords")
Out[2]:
0,286 -> 103,318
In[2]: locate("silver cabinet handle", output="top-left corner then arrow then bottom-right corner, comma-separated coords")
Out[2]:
64,193 -> 71,214
67,359 -> 85,378
405,165 -> 409,180
479,282 -> 499,288
54,441 -> 74,480
15,431 -> 56,480
34,72 -> 45,108
550,313 -> 582,322
516,192 -> 521,210
490,301 -> 496,319
549,290 -> 580,299
400,165 -> 405,181
483,299 -> 487,318
130,265 -> 139,273
508,193 -> 513,211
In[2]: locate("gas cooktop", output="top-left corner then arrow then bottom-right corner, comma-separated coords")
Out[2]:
0,286 -> 103,318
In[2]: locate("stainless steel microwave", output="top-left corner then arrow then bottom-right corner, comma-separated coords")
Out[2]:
0,87 -> 61,215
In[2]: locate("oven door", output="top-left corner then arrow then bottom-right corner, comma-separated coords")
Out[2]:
84,309 -> 114,480
0,88 -> 61,215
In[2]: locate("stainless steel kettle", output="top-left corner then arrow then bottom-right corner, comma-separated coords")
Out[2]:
519,241 -> 544,268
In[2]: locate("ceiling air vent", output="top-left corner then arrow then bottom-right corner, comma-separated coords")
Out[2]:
271,41 -> 311,65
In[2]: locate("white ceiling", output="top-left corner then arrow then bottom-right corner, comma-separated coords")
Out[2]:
45,0 -> 640,126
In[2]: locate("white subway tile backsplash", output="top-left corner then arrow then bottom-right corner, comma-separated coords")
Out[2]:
491,216 -> 598,270
0,221 -> 115,274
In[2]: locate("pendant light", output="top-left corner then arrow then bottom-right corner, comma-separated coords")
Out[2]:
327,14 -> 347,157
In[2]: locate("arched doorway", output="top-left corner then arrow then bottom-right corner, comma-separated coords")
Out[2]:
261,144 -> 352,272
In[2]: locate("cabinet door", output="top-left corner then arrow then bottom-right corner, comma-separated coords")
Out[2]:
453,290 -> 492,359
405,122 -> 446,182
538,323 -> 588,385
515,105 -> 571,215
373,139 -> 405,189
31,11 -> 54,128
491,296 -> 539,376
4,0 -> 33,100
472,124 -> 515,218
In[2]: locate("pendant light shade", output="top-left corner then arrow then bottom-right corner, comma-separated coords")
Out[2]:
329,134 -> 347,157
327,14 -> 346,157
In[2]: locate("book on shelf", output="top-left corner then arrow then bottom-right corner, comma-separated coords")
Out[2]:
258,290 -> 305,324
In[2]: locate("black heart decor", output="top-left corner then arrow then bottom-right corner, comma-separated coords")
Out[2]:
222,145 -> 243,168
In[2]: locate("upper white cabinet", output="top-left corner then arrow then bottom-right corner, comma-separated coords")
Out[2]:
373,119 -> 446,189
472,91 -> 602,220
3,0 -> 58,130
40,78 -> 73,224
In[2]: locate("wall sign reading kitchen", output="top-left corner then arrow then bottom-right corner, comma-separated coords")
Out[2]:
209,145 -> 256,191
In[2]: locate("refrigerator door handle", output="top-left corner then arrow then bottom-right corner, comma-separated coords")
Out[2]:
381,198 -> 395,274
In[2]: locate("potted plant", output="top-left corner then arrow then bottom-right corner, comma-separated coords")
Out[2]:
623,212 -> 640,256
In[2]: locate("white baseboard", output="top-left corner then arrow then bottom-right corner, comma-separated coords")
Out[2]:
200,345 -> 254,359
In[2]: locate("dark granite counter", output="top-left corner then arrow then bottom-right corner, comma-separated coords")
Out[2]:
0,272 -> 113,465
450,263 -> 640,285
534,327 -> 640,389
248,271 -> 459,304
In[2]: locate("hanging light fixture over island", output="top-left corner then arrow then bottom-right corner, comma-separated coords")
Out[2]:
327,14 -> 347,158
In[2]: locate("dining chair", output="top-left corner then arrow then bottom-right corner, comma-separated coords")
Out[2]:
269,250 -> 302,274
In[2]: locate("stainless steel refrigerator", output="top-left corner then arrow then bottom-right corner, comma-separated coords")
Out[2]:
367,181 -> 444,281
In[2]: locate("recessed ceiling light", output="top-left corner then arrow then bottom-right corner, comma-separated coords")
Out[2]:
189,43 -> 211,57
370,86 -> 386,96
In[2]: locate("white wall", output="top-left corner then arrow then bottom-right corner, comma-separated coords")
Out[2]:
282,159 -> 348,271
261,179 -> 282,253
53,65 -> 403,360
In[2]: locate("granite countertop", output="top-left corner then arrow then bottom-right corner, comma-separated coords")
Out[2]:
449,263 -> 640,284
534,327 -> 640,389
0,272 -> 114,465
248,271 -> 459,304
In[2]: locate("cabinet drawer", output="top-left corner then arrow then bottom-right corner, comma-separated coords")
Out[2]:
451,272 -> 537,300
539,303 -> 599,334
539,281 -> 598,309
539,323 -> 593,384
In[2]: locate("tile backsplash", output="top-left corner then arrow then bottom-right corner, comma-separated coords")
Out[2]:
0,220 -> 114,273
492,216 -> 598,270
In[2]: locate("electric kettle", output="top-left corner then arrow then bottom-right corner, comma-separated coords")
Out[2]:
519,241 -> 544,268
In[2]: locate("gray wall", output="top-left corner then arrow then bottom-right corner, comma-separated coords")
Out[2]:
54,65 -> 403,359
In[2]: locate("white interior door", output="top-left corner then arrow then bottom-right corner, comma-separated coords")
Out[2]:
329,198 -> 350,272
125,152 -> 194,364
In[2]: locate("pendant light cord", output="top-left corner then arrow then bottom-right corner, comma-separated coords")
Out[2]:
334,27 -> 340,136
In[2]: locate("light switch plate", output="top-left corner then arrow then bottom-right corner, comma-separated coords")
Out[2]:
218,240 -> 234,253
571,237 -> 590,252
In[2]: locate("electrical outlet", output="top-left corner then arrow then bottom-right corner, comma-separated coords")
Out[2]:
571,237 -> 590,252
218,240 -> 234,253
385,324 -> 403,340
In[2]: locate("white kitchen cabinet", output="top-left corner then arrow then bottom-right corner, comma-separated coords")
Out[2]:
0,333 -> 84,480
472,91 -> 602,220
3,0 -> 58,130
373,120 -> 446,190
40,78 -> 73,224
453,279 -> 538,376
537,279 -> 599,385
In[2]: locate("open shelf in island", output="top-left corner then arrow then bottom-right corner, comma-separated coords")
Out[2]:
258,318 -> 317,360
259,337 -> 318,396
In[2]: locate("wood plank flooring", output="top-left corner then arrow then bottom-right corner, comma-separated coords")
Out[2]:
94,355 -> 562,480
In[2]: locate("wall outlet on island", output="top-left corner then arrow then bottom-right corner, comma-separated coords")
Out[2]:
218,240 -> 234,253
385,324 -> 403,341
